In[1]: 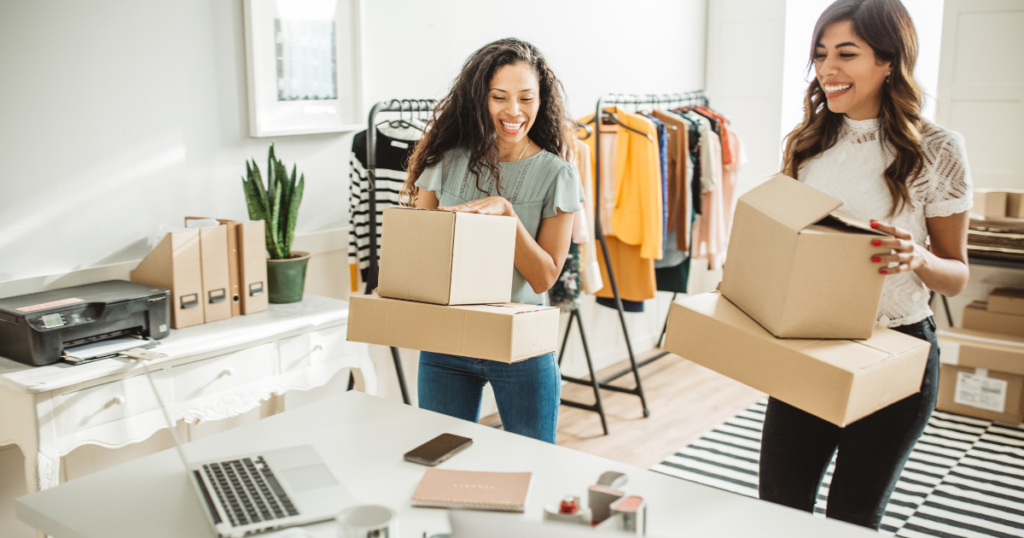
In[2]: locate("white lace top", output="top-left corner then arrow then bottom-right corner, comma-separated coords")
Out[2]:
799,117 -> 973,328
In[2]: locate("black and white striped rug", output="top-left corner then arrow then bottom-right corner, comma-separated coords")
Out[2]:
652,400 -> 1024,537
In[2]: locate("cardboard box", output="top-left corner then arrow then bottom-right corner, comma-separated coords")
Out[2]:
378,207 -> 516,305
663,292 -> 930,427
131,229 -> 204,329
963,301 -> 1024,337
972,189 -> 1008,218
937,364 -> 1024,425
1006,190 -> 1024,218
989,288 -> 1024,316
720,174 -> 887,339
346,295 -> 558,363
937,328 -> 1024,375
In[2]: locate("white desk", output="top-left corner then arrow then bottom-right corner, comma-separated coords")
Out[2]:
0,295 -> 375,497
16,391 -> 876,538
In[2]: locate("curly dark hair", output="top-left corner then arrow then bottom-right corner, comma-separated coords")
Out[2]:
401,38 -> 576,204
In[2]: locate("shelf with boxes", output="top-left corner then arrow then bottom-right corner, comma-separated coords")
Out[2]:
938,287 -> 1024,425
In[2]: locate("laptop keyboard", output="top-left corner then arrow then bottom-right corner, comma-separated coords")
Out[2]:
203,456 -> 299,527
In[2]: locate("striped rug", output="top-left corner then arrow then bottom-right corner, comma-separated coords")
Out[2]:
652,400 -> 1024,537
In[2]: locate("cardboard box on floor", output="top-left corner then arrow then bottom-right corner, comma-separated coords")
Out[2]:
346,295 -> 558,363
937,328 -> 1024,424
663,292 -> 930,427
720,174 -> 888,339
937,365 -> 1024,425
989,288 -> 1024,316
378,207 -> 516,305
972,189 -> 1009,218
963,301 -> 1024,337
1006,190 -> 1024,218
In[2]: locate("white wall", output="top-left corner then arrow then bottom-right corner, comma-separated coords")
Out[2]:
0,0 -> 705,284
780,0 -> 945,146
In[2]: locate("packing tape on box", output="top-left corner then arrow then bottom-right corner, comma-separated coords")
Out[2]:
939,341 -> 960,365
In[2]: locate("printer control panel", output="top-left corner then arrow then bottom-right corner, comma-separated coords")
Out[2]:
31,309 -> 89,330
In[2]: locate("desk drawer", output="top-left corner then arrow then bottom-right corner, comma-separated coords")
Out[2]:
56,373 -> 163,434
280,324 -> 353,372
172,343 -> 276,400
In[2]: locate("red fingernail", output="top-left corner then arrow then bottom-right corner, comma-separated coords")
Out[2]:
872,239 -> 882,246
880,269 -> 887,274
870,222 -> 880,229
872,256 -> 881,263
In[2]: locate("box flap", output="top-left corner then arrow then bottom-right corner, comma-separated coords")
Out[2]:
738,174 -> 843,232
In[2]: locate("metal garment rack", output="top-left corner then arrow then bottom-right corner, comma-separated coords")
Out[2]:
560,91 -> 708,431
347,99 -> 437,405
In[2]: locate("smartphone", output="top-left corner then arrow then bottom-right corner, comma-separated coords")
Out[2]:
404,433 -> 473,466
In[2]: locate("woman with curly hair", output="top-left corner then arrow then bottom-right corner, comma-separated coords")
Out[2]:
400,38 -> 583,443
758,0 -> 972,530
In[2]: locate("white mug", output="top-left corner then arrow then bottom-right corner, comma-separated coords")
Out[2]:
336,505 -> 399,538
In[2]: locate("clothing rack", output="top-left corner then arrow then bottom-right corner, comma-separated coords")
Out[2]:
560,91 -> 709,432
348,98 -> 437,405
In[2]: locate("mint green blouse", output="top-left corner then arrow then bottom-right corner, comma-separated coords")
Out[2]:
415,147 -> 585,305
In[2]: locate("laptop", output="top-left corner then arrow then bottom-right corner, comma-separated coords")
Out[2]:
131,351 -> 356,538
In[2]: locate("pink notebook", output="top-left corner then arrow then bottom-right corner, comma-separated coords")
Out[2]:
411,469 -> 532,513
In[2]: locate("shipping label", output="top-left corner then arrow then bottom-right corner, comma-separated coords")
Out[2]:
954,371 -> 1008,413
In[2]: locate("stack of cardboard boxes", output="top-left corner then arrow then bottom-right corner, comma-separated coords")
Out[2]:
972,189 -> 1024,218
937,288 -> 1024,424
347,208 -> 559,363
130,218 -> 268,329
664,175 -> 932,427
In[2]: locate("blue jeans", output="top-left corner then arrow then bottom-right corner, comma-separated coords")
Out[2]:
417,351 -> 561,443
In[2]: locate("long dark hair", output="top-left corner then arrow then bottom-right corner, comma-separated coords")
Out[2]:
401,38 -> 575,204
782,0 -> 924,216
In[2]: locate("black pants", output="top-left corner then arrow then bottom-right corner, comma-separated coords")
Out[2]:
758,317 -> 940,530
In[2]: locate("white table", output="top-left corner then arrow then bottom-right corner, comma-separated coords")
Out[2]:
16,391 -> 876,538
0,295 -> 375,498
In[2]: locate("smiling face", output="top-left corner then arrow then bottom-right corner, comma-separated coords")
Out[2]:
488,61 -> 541,148
814,20 -> 891,120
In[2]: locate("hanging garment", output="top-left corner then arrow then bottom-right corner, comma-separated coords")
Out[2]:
577,108 -> 662,305
596,296 -> 645,313
646,115 -> 670,248
573,141 -> 604,294
692,129 -> 727,270
697,107 -> 735,165
348,125 -> 422,291
655,254 -> 691,294
651,110 -> 691,252
548,242 -> 581,312
578,108 -> 663,260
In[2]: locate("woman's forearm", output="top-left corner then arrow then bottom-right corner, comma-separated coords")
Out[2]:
915,248 -> 969,297
513,218 -> 560,294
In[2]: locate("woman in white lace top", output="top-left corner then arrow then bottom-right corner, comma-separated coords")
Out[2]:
758,0 -> 972,531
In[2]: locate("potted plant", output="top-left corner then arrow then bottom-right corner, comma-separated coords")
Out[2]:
241,143 -> 308,304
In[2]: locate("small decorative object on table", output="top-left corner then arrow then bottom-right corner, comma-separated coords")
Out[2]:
241,143 -> 308,304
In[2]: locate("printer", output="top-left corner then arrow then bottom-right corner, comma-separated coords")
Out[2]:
0,280 -> 171,366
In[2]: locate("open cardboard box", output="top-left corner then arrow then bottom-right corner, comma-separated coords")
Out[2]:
720,174 -> 888,339
664,292 -> 930,427
347,295 -> 558,363
378,207 -> 516,306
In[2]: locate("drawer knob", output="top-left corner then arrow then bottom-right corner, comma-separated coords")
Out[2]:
112,396 -> 125,406
220,368 -> 234,378
313,345 -> 323,353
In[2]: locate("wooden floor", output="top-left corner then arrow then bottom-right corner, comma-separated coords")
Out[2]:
483,350 -> 765,470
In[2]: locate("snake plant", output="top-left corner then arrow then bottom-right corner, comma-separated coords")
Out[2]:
241,143 -> 305,260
